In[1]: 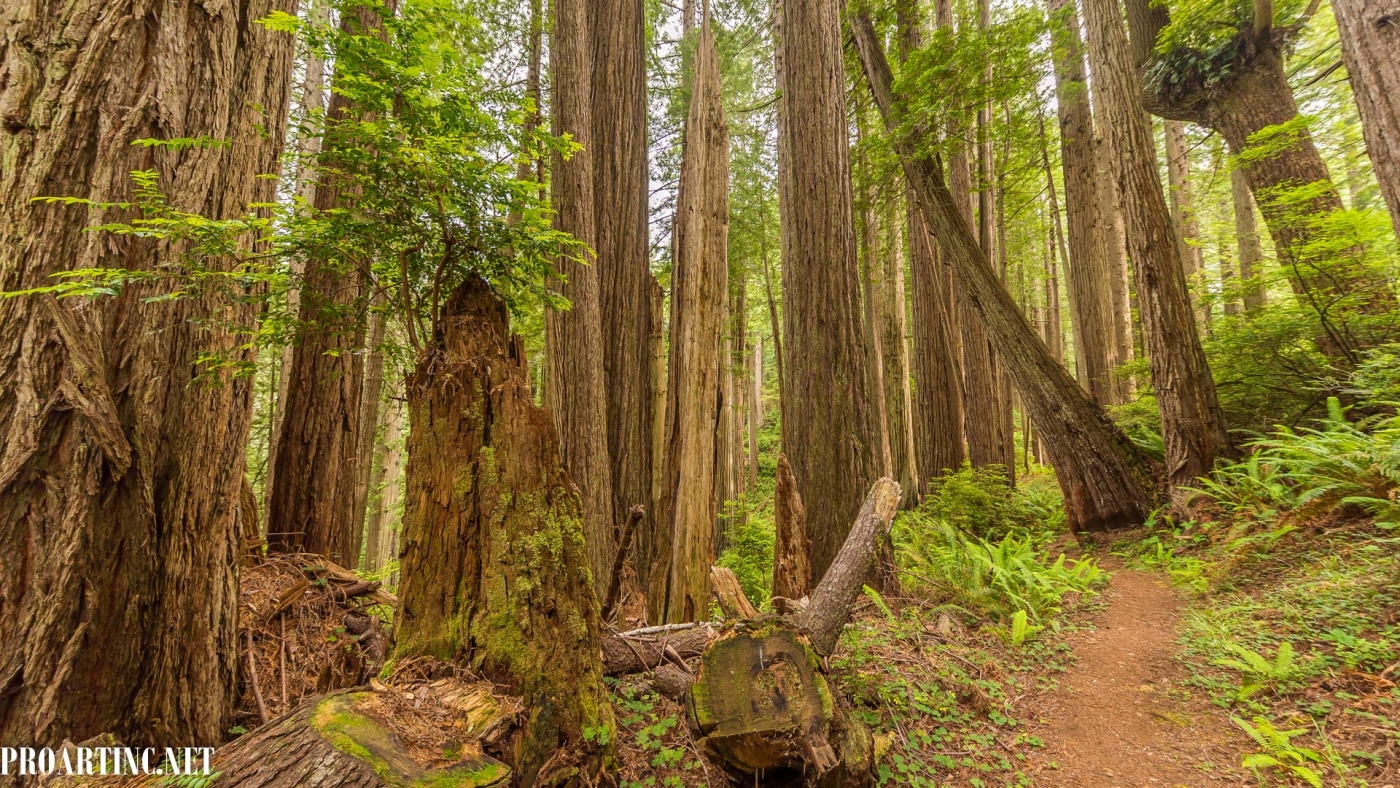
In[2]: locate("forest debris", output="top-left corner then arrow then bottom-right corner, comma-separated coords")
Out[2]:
773,453 -> 813,600
710,565 -> 759,619
602,505 -> 645,622
602,624 -> 715,676
650,664 -> 695,702
236,553 -> 393,725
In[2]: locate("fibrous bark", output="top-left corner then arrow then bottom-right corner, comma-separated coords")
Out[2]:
776,0 -> 882,578
393,278 -> 613,785
1164,120 -> 1210,333
1332,0 -> 1400,241
1045,0 -> 1119,406
652,21 -> 729,624
0,0 -> 294,748
772,453 -> 813,601
896,0 -> 965,490
851,12 -> 1160,533
1081,0 -> 1234,494
547,0 -> 616,595
269,3 -> 397,565
593,0 -> 656,590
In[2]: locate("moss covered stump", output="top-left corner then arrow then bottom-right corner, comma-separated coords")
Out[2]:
206,691 -> 510,788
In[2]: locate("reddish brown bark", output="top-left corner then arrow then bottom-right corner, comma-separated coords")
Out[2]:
776,0 -> 882,577
0,0 -> 295,747
1333,0 -> 1400,242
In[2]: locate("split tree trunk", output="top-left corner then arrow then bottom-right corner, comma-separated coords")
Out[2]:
1333,0 -> 1400,242
897,0 -> 966,491
776,0 -> 882,578
593,0 -> 656,590
772,453 -> 813,601
851,12 -> 1160,533
547,0 -> 616,594
393,279 -> 613,785
1045,0 -> 1119,406
0,0 -> 294,749
1081,0 -> 1234,495
651,21 -> 729,624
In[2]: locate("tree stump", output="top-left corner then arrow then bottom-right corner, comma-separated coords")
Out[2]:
684,478 -> 898,782
206,691 -> 511,788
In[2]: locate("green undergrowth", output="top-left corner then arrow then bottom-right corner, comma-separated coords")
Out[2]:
1118,401 -> 1400,787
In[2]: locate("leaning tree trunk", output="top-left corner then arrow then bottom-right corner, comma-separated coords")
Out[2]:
547,0 -> 616,594
896,0 -> 965,491
1045,0 -> 1119,407
1081,0 -> 1234,496
851,12 -> 1160,533
776,0 -> 882,579
1332,0 -> 1400,243
269,3 -> 400,565
393,278 -> 614,785
593,0 -> 656,590
651,20 -> 730,625
0,0 -> 294,749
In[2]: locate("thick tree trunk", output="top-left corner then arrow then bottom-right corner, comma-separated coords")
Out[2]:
1334,0 -> 1400,242
897,0 -> 966,491
1164,120 -> 1211,333
651,22 -> 729,624
547,0 -> 616,595
772,453 -> 813,601
851,13 -> 1160,533
269,3 -> 402,564
1233,168 -> 1267,313
0,0 -> 293,749
394,279 -> 613,785
1127,2 -> 1395,345
1081,0 -> 1234,495
776,0 -> 881,578
1045,0 -> 1119,406
593,0 -> 656,590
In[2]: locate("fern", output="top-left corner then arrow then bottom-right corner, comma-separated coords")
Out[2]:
1233,716 -> 1324,788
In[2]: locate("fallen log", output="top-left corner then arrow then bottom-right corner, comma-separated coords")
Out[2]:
602,624 -> 715,676
685,477 -> 899,782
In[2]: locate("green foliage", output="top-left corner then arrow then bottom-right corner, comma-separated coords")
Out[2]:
1213,640 -> 1316,700
715,499 -> 775,607
913,465 -> 1065,543
894,512 -> 1102,623
1234,716 -> 1325,788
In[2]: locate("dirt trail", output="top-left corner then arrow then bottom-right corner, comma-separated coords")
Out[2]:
1029,565 -> 1248,787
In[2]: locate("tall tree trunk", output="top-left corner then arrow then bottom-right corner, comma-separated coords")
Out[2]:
364,395 -> 405,573
393,279 -> 614,785
1045,0 -> 1119,406
1081,0 -> 1234,496
1164,120 -> 1211,333
648,276 -> 667,565
0,0 -> 295,748
1334,0 -> 1400,241
547,0 -> 616,595
852,11 -> 1159,533
898,0 -> 965,491
1091,92 -> 1137,401
749,332 -> 763,489
714,320 -> 735,552
776,0 -> 881,577
267,12 -> 329,520
1036,115 -> 1069,367
593,0 -> 655,589
882,192 -> 919,499
269,3 -> 400,565
1127,0 -> 1395,349
858,137 -> 895,479
651,21 -> 729,624
1233,168 -> 1267,313
349,298 -> 388,568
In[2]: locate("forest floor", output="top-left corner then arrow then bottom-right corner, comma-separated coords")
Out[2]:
1025,562 -> 1250,787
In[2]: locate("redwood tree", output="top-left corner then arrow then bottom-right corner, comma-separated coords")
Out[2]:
1332,0 -> 1400,242
1082,0 -> 1234,494
0,0 -> 295,747
547,0 -> 616,593
777,0 -> 882,576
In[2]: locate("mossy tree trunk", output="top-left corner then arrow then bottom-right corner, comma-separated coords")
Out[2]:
393,278 -> 614,786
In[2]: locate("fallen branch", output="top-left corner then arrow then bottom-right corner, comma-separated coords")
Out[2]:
245,630 -> 269,725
